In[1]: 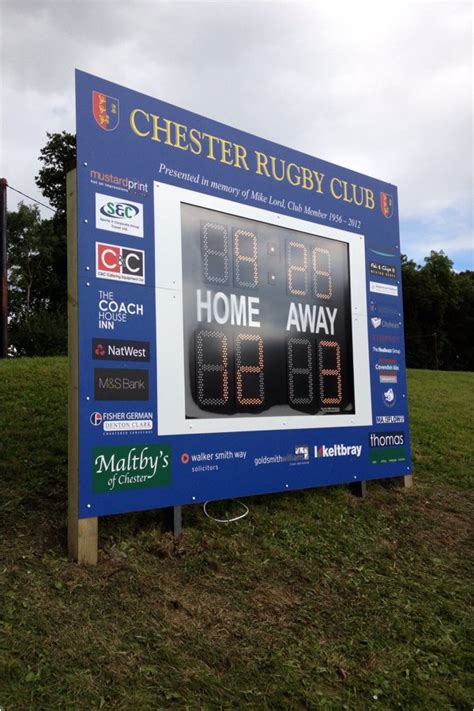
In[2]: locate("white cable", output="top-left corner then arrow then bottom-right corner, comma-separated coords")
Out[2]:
203,499 -> 249,523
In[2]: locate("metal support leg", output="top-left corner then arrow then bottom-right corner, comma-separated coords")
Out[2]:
349,480 -> 367,498
162,506 -> 182,537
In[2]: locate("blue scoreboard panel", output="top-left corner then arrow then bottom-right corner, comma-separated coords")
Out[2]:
74,70 -> 411,518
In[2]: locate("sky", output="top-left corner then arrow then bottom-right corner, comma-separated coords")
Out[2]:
0,0 -> 472,270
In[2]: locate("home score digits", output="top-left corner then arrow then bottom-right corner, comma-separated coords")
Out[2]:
181,203 -> 355,418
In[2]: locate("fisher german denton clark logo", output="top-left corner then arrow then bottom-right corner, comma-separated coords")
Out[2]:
369,431 -> 406,464
92,445 -> 171,493
96,242 -> 145,285
314,443 -> 362,458
92,91 -> 119,131
92,338 -> 150,362
94,368 -> 149,401
90,410 -> 153,434
95,193 -> 144,237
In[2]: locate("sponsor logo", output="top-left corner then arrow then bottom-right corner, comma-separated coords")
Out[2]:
380,192 -> 394,219
314,443 -> 362,458
89,410 -> 153,434
92,91 -> 119,131
90,169 -> 148,198
181,453 -> 190,464
369,300 -> 400,317
372,346 -> 401,355
97,290 -> 144,331
94,368 -> 149,401
370,261 -> 396,279
371,317 -> 400,330
382,387 -> 397,407
92,444 -> 171,493
92,338 -> 150,362
295,445 -> 309,461
369,281 -> 399,297
369,431 -> 406,463
371,317 -> 382,329
369,247 -> 396,258
95,193 -> 144,237
376,415 -> 405,424
96,243 -> 145,284
372,333 -> 401,345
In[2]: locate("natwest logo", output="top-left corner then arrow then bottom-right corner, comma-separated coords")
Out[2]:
95,193 -> 143,237
96,243 -> 145,285
314,443 -> 362,458
92,338 -> 150,362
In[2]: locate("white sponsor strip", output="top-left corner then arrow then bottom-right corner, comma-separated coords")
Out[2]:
369,281 -> 399,297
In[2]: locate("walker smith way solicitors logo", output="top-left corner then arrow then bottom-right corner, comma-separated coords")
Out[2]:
93,445 -> 171,493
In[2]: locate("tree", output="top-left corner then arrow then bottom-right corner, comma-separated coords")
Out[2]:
35,131 -> 76,219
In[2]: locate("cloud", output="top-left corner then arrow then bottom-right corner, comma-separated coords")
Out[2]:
0,0 -> 472,267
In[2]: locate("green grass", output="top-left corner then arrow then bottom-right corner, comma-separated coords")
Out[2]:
0,359 -> 473,709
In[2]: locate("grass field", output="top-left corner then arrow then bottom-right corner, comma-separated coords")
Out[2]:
0,358 -> 473,709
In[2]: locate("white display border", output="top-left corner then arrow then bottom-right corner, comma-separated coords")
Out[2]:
154,182 -> 372,435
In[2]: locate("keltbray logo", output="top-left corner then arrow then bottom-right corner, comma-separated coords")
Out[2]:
92,445 -> 171,493
314,443 -> 362,458
95,193 -> 144,237
369,431 -> 406,464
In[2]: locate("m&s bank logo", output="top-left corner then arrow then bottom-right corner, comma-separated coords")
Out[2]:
92,91 -> 119,131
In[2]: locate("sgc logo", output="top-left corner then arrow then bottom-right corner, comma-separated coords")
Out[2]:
94,368 -> 149,401
96,243 -> 145,284
95,193 -> 143,237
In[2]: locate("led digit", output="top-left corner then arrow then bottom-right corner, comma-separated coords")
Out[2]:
318,340 -> 342,405
235,333 -> 265,406
313,247 -> 332,300
287,337 -> 314,405
201,221 -> 229,284
287,240 -> 308,296
234,228 -> 258,288
196,329 -> 229,406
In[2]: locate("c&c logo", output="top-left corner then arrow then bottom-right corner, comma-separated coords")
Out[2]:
96,242 -> 145,285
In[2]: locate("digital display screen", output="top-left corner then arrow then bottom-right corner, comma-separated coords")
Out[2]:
181,204 -> 355,419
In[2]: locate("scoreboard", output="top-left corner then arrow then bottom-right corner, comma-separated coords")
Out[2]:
74,70 -> 411,519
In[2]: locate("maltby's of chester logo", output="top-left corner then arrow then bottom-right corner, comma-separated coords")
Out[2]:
92,91 -> 119,131
380,192 -> 394,219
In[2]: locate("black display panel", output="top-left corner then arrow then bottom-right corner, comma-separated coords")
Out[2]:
181,204 -> 355,419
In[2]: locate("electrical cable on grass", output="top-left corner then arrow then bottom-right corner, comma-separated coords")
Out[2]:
203,500 -> 249,523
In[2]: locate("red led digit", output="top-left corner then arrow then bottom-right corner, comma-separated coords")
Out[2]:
312,247 -> 332,300
201,221 -> 229,284
318,340 -> 342,405
196,330 -> 229,406
287,337 -> 314,405
234,228 -> 258,288
287,240 -> 308,296
236,333 -> 264,406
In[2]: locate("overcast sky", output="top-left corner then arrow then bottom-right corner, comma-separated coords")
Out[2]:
0,0 -> 472,269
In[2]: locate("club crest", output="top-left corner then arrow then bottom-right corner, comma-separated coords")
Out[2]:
92,91 -> 119,131
380,192 -> 394,219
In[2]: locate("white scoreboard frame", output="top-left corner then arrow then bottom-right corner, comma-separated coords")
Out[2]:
154,182 -> 372,436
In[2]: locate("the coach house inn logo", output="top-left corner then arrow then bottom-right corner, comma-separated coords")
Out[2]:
92,91 -> 120,131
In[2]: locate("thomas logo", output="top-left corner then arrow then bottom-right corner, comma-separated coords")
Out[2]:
92,91 -> 119,131
380,192 -> 394,219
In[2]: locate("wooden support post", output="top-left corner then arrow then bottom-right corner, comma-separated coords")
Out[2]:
162,506 -> 182,537
349,480 -> 367,498
395,474 -> 413,489
67,166 -> 98,564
